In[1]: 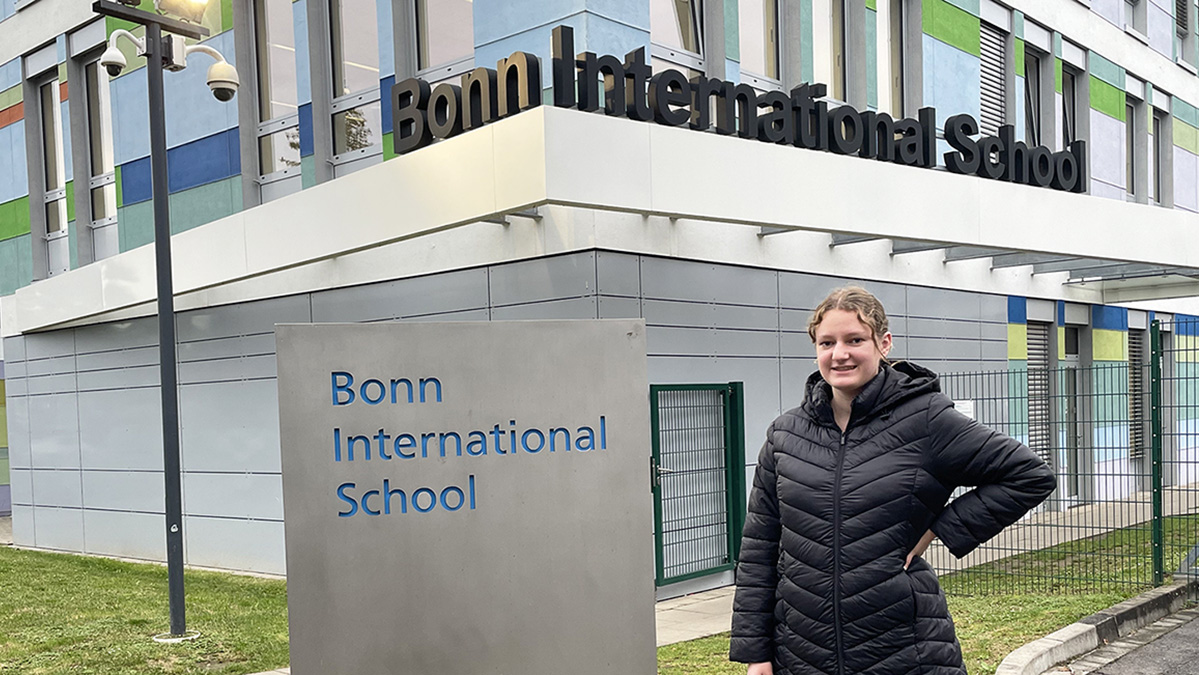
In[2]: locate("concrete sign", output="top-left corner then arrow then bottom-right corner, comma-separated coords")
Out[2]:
276,320 -> 657,675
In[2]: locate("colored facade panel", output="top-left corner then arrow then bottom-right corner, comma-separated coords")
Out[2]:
1089,76 -> 1125,121
922,0 -> 981,57
1007,323 -> 1028,360
1092,328 -> 1127,361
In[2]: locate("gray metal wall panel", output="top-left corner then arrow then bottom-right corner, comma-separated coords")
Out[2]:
82,509 -> 165,561
27,374 -> 77,395
488,251 -> 597,306
890,336 -> 909,359
595,251 -> 640,297
6,394 -> 30,467
642,259 -> 779,306
76,345 -> 159,371
10,504 -> 34,545
183,473 -> 283,520
82,470 -> 164,512
906,287 -> 982,320
980,295 -> 1008,323
178,355 -> 277,384
908,318 -> 983,340
400,308 -> 492,322
889,316 -> 908,337
4,335 -> 27,362
779,309 -> 810,333
907,337 -> 982,360
778,271 -> 834,309
32,506 -> 84,550
490,297 -> 599,320
5,360 -> 26,378
981,340 -> 1009,361
780,332 -> 816,358
184,516 -> 286,574
179,380 -> 281,473
27,394 -> 80,469
848,280 -> 909,316
26,355 -> 77,377
177,334 -> 276,362
6,377 -> 27,395
25,332 -> 76,359
598,296 -> 642,319
31,469 -> 83,507
310,268 -> 490,322
177,295 -> 312,342
644,300 -> 778,331
72,318 -> 159,352
76,365 -> 160,391
981,321 -> 1008,342
9,468 -> 31,504
648,326 -> 780,357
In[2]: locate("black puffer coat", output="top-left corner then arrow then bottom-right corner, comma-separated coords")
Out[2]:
730,362 -> 1056,675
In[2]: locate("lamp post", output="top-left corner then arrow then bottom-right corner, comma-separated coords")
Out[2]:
90,0 -> 238,639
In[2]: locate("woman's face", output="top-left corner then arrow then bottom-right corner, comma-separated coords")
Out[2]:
814,309 -> 893,399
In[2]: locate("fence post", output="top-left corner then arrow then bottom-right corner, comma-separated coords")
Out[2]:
1150,319 -> 1165,586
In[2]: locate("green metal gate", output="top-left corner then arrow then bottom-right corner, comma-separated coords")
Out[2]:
649,383 -> 746,587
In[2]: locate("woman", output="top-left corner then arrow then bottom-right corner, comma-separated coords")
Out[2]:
730,287 -> 1056,675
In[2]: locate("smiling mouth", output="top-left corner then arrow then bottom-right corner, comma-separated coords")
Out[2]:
832,366 -> 856,372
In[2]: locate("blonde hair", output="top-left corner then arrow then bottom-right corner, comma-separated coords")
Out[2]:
807,286 -> 890,348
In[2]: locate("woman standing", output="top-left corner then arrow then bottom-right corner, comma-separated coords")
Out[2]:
730,287 -> 1056,675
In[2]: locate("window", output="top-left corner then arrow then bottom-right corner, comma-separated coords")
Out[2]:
651,0 -> 704,72
1151,107 -> 1171,205
329,0 -> 381,159
738,0 -> 779,82
889,0 -> 905,117
83,60 -> 118,261
1024,49 -> 1042,146
37,75 -> 69,276
979,22 -> 1006,137
832,0 -> 846,100
415,0 -> 474,75
1125,0 -> 1147,36
1126,101 -> 1136,196
255,0 -> 301,180
1061,68 -> 1077,149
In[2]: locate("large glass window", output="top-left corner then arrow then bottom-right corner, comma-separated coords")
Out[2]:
889,0 -> 904,117
38,76 -> 69,276
651,0 -> 704,74
84,60 -> 118,260
831,0 -> 846,100
416,0 -> 474,73
1061,68 -> 1077,149
329,0 -> 381,157
739,0 -> 779,81
1024,49 -> 1042,146
256,0 -> 300,177
1126,101 -> 1136,196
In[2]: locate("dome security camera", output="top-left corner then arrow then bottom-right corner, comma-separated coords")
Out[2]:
206,60 -> 239,102
99,44 -> 127,78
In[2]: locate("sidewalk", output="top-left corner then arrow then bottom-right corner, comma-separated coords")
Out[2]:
1052,605 -> 1199,675
243,585 -> 737,675
0,515 -> 11,546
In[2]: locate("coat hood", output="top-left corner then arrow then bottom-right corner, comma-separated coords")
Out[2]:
801,360 -> 941,428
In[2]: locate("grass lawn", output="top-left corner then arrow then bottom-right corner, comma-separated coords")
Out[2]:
2,518 -> 1190,675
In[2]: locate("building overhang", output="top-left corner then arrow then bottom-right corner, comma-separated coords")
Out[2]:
4,105 -> 1198,337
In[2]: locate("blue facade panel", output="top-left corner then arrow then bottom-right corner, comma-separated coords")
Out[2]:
1008,297 -> 1027,324
0,120 -> 28,203
380,75 -> 395,134
1092,305 -> 1128,331
167,128 -> 241,193
298,102 -> 314,156
120,157 -> 152,206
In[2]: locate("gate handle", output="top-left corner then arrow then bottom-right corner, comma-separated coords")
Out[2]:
657,466 -> 678,475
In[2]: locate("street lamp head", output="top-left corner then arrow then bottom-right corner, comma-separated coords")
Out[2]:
206,60 -> 239,101
154,0 -> 209,24
99,42 -> 128,77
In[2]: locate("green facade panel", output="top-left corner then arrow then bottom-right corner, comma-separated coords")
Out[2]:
117,200 -> 154,252
922,0 -> 981,57
1174,118 -> 1199,154
169,176 -> 242,234
1090,76 -> 1126,122
0,196 -> 31,241
0,234 -> 33,296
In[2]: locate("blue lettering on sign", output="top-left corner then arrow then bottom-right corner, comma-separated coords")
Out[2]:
331,371 -> 443,406
332,416 -> 609,461
337,476 -> 477,518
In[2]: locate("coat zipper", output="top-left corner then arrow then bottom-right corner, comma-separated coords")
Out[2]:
833,430 -> 847,675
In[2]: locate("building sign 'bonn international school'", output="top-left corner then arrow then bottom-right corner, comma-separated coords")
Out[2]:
391,25 -> 1087,194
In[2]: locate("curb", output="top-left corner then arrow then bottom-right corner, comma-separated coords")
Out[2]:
994,580 -> 1198,675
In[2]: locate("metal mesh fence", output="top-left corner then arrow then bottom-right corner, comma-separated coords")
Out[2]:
926,321 -> 1199,596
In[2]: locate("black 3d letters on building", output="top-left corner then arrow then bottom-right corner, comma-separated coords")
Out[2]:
391,25 -> 1088,193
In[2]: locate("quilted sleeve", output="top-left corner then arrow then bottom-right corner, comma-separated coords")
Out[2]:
729,438 -> 781,664
926,394 -> 1056,558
